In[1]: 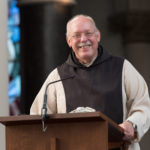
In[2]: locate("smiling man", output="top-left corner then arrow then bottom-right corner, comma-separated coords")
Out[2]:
66,16 -> 100,65
30,14 -> 150,150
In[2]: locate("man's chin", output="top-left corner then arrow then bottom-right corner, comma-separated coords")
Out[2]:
81,52 -> 93,59
80,55 -> 93,62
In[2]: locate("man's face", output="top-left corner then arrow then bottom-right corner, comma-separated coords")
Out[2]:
66,17 -> 100,64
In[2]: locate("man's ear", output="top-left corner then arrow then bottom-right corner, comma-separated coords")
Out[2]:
66,36 -> 72,48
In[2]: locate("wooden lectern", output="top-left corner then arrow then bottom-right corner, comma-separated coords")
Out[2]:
0,112 -> 129,150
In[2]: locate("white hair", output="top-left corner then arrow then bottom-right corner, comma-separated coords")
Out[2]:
66,14 -> 98,37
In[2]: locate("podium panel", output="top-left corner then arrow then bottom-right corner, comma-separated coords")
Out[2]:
6,121 -> 107,150
0,112 -> 128,150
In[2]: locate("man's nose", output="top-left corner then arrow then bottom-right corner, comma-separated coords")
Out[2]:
80,33 -> 88,42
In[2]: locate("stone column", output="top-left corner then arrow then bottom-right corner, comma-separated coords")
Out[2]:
109,1 -> 150,150
109,1 -> 150,86
18,0 -> 76,114
0,0 -> 9,149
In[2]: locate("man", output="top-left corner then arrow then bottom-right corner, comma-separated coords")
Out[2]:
30,14 -> 150,150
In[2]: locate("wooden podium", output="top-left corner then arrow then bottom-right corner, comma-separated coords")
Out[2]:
0,112 -> 129,150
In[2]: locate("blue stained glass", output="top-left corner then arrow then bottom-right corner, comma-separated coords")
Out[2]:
8,0 -> 21,115
8,0 -> 20,26
8,75 -> 21,102
10,26 -> 20,42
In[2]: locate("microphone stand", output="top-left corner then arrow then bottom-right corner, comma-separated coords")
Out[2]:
41,75 -> 75,132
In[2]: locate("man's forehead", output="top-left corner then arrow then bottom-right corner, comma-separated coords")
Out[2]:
70,17 -> 93,26
69,17 -> 94,31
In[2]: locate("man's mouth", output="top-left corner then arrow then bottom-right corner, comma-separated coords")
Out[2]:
78,42 -> 91,49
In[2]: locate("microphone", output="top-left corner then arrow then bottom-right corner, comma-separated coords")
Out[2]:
41,75 -> 75,122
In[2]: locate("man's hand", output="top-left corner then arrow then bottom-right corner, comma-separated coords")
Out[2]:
119,121 -> 134,141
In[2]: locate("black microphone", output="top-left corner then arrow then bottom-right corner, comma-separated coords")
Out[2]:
41,75 -> 75,122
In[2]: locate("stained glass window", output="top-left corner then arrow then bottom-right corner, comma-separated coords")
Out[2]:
8,0 -> 21,115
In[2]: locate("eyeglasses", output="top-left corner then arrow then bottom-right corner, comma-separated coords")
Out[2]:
71,31 -> 95,40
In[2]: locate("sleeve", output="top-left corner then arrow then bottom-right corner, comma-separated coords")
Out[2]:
30,68 -> 59,115
123,59 -> 150,141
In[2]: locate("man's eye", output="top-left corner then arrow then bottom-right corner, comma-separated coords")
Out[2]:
85,32 -> 93,36
75,34 -> 80,38
71,31 -> 94,39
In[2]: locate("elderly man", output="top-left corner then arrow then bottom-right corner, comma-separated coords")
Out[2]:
30,14 -> 150,150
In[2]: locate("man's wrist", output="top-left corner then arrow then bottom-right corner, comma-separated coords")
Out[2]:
127,120 -> 138,141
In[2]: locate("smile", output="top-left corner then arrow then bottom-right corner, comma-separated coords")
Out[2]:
78,43 -> 91,49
